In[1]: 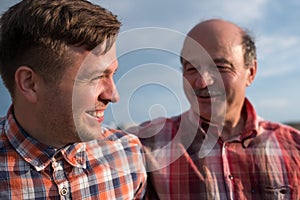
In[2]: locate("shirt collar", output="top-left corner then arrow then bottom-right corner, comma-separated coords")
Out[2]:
5,106 -> 87,171
239,98 -> 259,147
60,143 -> 87,168
186,98 -> 259,147
186,108 -> 222,136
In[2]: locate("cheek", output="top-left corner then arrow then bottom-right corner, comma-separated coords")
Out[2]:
220,75 -> 245,99
183,77 -> 194,100
72,85 -> 100,107
183,76 -> 197,103
218,73 -> 235,88
183,75 -> 195,90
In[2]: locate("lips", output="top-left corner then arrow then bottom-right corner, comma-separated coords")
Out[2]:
86,110 -> 104,123
194,89 -> 225,98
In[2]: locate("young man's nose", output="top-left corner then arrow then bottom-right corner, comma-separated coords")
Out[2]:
98,79 -> 119,103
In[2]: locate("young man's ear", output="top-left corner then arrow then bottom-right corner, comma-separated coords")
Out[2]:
246,60 -> 257,87
15,66 -> 38,103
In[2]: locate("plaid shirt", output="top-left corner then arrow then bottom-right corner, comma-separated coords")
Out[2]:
0,107 -> 146,200
133,98 -> 300,200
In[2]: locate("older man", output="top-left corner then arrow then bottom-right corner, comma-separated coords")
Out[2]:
133,19 -> 300,199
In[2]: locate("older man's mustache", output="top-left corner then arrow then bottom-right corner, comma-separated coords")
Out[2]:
193,88 -> 225,98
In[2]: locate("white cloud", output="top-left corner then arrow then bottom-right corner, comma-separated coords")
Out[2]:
256,35 -> 300,78
117,27 -> 185,58
97,0 -> 270,31
258,36 -> 299,56
198,0 -> 269,24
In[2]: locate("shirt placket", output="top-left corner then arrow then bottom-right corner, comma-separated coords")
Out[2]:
51,152 -> 72,200
201,126 -> 229,200
221,140 -> 235,200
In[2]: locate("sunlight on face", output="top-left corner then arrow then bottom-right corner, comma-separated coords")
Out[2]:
72,44 -> 119,142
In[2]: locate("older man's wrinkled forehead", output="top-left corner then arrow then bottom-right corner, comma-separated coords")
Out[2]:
181,19 -> 243,65
188,19 -> 243,46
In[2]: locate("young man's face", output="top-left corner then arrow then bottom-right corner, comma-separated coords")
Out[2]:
38,43 -> 119,144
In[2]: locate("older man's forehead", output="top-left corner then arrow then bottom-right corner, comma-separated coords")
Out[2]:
181,36 -> 213,63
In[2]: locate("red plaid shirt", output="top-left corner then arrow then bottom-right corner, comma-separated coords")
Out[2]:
0,107 -> 146,200
133,99 -> 300,200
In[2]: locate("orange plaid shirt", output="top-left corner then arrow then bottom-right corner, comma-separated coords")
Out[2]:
0,107 -> 146,199
133,98 -> 300,200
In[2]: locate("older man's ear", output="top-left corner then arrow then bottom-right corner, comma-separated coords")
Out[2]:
246,60 -> 257,87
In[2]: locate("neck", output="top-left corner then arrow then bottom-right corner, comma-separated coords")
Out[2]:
13,103 -> 66,148
220,113 -> 246,141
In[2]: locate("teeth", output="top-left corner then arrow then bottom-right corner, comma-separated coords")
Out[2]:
96,112 -> 103,118
88,111 -> 103,118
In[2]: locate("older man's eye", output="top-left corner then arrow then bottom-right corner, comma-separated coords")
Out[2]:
216,65 -> 230,71
184,62 -> 197,72
91,75 -> 104,81
186,66 -> 197,71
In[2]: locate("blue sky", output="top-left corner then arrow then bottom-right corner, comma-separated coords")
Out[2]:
1,0 -> 300,128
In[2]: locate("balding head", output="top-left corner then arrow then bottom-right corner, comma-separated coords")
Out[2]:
183,19 -> 256,67
188,19 -> 243,44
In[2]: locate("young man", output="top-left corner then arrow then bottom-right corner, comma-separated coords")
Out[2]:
132,19 -> 300,199
0,0 -> 146,199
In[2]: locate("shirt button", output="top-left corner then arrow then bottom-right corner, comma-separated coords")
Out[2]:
228,175 -> 234,180
76,159 -> 82,164
54,153 -> 61,159
280,188 -> 288,194
60,187 -> 68,196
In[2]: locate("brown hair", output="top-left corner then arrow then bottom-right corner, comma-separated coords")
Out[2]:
0,0 -> 121,97
241,30 -> 257,67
